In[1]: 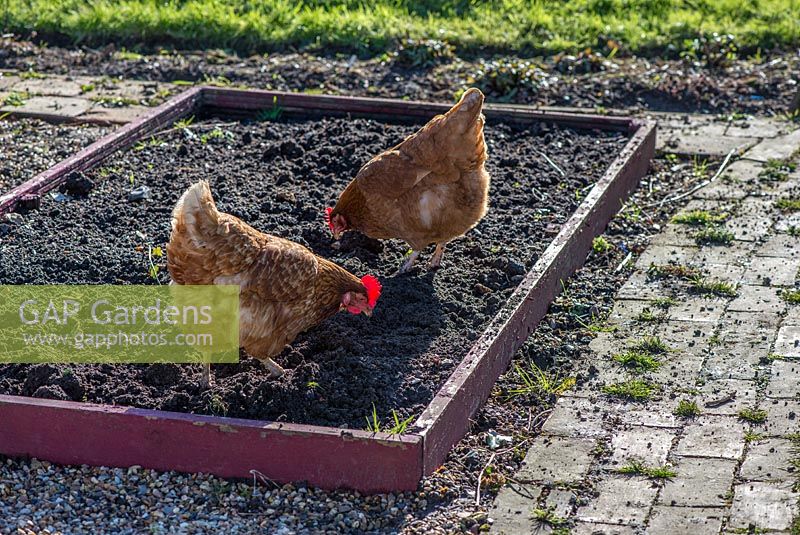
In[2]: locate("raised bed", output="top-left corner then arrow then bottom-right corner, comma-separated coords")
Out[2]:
0,88 -> 655,492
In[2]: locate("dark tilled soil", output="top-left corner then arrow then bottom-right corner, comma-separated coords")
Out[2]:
1,37 -> 797,115
0,118 -> 110,191
0,116 -> 625,428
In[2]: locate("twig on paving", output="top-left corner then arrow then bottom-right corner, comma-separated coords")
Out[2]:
643,147 -> 738,209
615,251 -> 633,273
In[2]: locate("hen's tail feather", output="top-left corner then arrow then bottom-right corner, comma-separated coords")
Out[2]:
445,88 -> 485,135
171,180 -> 219,248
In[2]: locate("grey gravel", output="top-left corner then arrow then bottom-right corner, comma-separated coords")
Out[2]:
0,118 -> 111,191
0,457 -> 479,534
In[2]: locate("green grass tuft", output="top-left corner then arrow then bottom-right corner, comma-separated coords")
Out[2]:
688,276 -> 738,298
738,407 -> 768,424
617,460 -> 676,479
744,431 -> 765,443
650,297 -> 677,309
1,92 -> 27,107
647,263 -> 702,280
19,69 -> 45,80
694,226 -> 735,246
759,159 -> 797,182
671,210 -> 728,226
506,362 -> 575,398
592,236 -> 612,254
256,95 -> 283,121
781,289 -> 800,304
636,307 -> 659,322
602,380 -> 657,401
630,336 -> 670,354
365,404 -> 415,435
613,351 -> 661,373
115,48 -> 144,60
777,198 -> 800,212
531,507 -> 568,527
575,314 -> 617,334
674,399 -> 701,417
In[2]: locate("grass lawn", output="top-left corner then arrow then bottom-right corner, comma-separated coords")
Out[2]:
3,0 -> 799,57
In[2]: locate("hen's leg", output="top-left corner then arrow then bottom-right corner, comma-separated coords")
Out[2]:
428,243 -> 446,270
398,250 -> 420,274
261,357 -> 286,378
201,363 -> 212,388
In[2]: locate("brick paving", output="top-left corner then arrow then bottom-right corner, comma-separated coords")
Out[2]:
0,70 -> 174,123
492,124 -> 800,533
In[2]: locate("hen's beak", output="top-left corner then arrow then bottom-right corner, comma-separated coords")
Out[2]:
332,228 -> 341,240
362,307 -> 373,317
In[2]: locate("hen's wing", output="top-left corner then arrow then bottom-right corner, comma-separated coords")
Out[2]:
353,150 -> 433,200
233,231 -> 318,305
168,180 -> 318,304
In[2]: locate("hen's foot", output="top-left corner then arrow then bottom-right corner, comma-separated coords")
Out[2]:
428,243 -> 446,270
398,250 -> 420,274
261,357 -> 286,378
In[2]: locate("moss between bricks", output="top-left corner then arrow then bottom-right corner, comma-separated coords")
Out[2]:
674,399 -> 701,417
602,380 -> 657,401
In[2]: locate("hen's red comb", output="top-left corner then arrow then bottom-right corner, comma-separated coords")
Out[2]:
361,275 -> 382,308
324,207 -> 334,232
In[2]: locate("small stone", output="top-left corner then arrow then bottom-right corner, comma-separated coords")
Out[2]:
276,190 -> 296,203
127,185 -> 151,202
506,260 -> 526,276
3,212 -> 23,224
473,283 -> 492,296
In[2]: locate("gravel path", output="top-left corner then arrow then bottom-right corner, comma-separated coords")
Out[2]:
1,457 -> 442,534
0,118 -> 110,192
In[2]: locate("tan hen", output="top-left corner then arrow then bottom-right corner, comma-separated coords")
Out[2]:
327,87 -> 489,272
167,181 -> 381,387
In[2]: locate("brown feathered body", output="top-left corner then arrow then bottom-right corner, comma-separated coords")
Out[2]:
331,88 -> 489,251
167,181 -> 367,360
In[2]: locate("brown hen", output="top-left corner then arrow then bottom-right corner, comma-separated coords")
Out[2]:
167,180 -> 381,387
327,87 -> 489,272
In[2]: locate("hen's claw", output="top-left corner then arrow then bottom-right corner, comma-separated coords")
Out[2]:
398,250 -> 420,274
428,243 -> 446,270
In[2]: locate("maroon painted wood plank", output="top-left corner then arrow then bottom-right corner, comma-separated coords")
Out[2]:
201,87 -> 636,131
0,87 -> 656,492
418,121 -> 657,473
0,394 -> 422,492
0,87 -> 202,216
